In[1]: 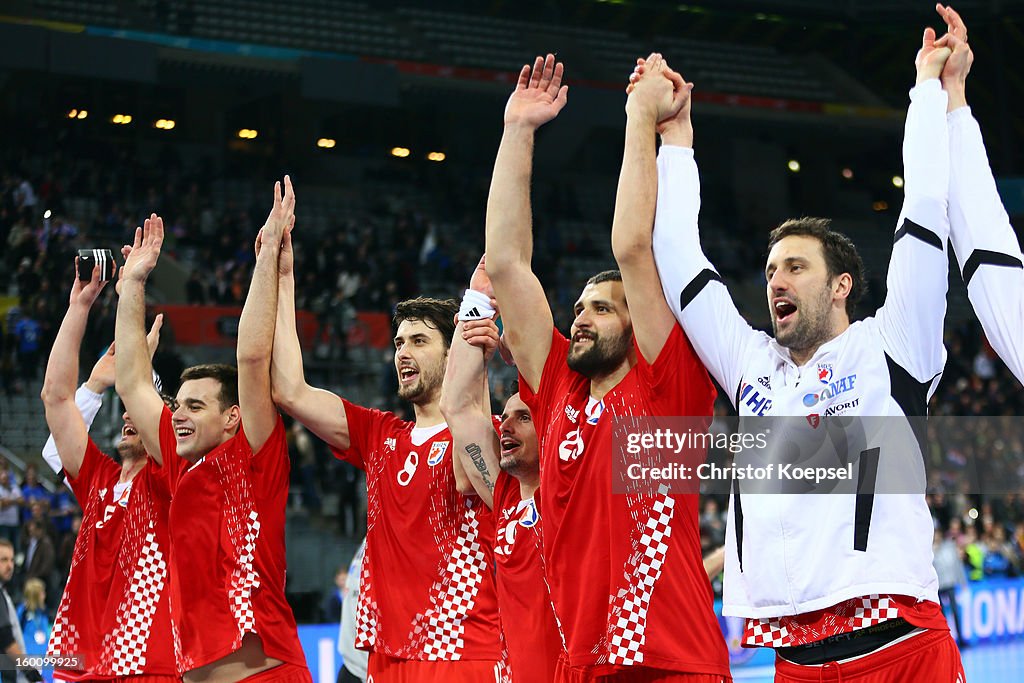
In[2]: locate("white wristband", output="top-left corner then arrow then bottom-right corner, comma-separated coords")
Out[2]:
459,289 -> 495,321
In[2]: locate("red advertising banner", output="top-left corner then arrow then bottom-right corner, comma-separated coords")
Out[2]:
156,306 -> 393,350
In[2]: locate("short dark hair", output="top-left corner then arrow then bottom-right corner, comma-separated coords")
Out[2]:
586,270 -> 622,287
179,364 -> 239,411
768,217 -> 866,317
393,297 -> 459,350
0,539 -> 11,553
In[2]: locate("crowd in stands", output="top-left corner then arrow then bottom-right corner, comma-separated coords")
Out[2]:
0,457 -> 80,647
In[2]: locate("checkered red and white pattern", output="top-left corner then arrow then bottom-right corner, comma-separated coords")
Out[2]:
49,443 -> 176,677
47,605 -> 81,657
852,595 -> 901,628
417,507 -> 487,660
744,618 -> 795,648
744,594 -> 908,648
101,529 -> 167,674
607,488 -> 675,665
218,458 -> 262,645
172,616 -> 193,674
354,453 -> 383,651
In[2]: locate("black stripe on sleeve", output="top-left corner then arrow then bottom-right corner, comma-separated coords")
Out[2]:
679,269 -> 723,311
854,447 -> 880,552
893,218 -> 942,250
732,476 -> 744,572
962,249 -> 1023,286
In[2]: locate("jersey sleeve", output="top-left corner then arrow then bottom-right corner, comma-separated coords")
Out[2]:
252,416 -> 289,499
517,328 -> 570,426
875,79 -> 951,384
42,383 -> 104,477
329,400 -> 396,471
651,145 -> 762,408
154,405 -> 188,492
636,323 -> 716,417
947,106 -> 1024,385
64,438 -> 118,503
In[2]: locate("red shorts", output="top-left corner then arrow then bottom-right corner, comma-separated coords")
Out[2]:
554,659 -> 731,683
55,677 -> 181,683
239,663 -> 313,682
366,653 -> 502,682
774,628 -> 965,682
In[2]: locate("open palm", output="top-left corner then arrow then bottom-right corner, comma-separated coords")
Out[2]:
504,54 -> 569,129
121,213 -> 164,284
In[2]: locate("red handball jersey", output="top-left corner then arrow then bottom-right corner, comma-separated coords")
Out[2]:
519,325 -> 730,676
157,408 -> 306,673
491,472 -> 563,683
332,401 -> 502,662
48,439 -> 175,680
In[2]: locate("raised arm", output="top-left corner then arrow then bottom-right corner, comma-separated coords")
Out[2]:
875,28 -> 952,384
485,54 -> 566,393
650,70 -> 759,405
441,260 -> 503,503
42,316 -> 162,476
939,6 -> 1024,383
613,54 -> 690,363
440,319 -> 502,506
238,177 -> 293,452
40,263 -> 112,479
115,214 -> 169,464
271,228 -> 351,451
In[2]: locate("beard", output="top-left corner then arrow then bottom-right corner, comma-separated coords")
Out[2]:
772,288 -> 832,354
115,439 -> 145,463
397,360 -> 445,404
567,329 -> 632,378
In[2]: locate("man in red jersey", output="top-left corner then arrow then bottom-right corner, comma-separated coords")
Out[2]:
270,243 -> 503,679
42,259 -> 175,683
115,179 -> 309,683
483,54 -> 730,682
440,262 -> 564,683
485,54 -> 733,683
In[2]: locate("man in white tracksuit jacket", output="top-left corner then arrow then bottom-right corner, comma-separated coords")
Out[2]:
641,23 -> 966,683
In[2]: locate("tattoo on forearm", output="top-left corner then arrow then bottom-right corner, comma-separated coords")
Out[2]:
465,443 -> 495,493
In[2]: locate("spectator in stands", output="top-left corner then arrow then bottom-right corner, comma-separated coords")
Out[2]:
20,520 -> 54,602
57,515 -> 80,578
14,259 -> 40,304
983,525 -> 1017,577
287,421 -> 320,513
0,471 -> 21,548
11,307 -> 42,385
933,528 -> 968,648
21,501 -> 56,548
963,525 -> 985,581
12,173 -> 37,216
320,567 -> 346,624
699,498 -> 726,549
186,270 -> 206,305
18,466 -> 47,524
16,578 -> 49,657
0,538 -> 43,683
7,222 -> 36,271
49,483 -> 76,539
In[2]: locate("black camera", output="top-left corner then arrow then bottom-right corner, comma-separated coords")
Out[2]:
77,248 -> 115,282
